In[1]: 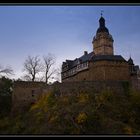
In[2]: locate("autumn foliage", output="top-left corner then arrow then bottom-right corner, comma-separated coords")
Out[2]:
0,88 -> 140,134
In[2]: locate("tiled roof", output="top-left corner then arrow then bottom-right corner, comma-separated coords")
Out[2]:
71,52 -> 94,68
63,52 -> 127,70
65,60 -> 73,67
63,52 -> 94,69
79,52 -> 94,62
91,55 -> 127,62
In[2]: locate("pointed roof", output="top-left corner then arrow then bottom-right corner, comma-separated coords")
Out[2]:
96,16 -> 109,34
128,57 -> 134,65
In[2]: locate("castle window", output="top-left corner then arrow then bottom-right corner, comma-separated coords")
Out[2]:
73,68 -> 76,73
70,70 -> 72,75
83,63 -> 86,67
66,72 -> 68,76
32,90 -> 35,97
77,66 -> 79,69
77,65 -> 79,69
71,69 -> 73,74
86,62 -> 88,67
62,73 -> 64,78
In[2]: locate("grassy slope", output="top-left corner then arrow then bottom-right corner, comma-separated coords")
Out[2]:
0,88 -> 140,135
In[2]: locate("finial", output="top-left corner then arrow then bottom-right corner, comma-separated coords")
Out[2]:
101,10 -> 104,17
129,53 -> 131,58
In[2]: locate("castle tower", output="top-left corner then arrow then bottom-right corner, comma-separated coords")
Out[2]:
128,57 -> 135,75
92,15 -> 114,55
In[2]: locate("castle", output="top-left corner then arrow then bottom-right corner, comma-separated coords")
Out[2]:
61,15 -> 140,82
12,14 -> 140,113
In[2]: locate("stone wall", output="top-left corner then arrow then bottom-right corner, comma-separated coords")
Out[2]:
45,81 -> 129,97
12,80 -> 126,112
12,81 -> 46,113
131,78 -> 140,90
12,80 -> 140,113
63,60 -> 130,82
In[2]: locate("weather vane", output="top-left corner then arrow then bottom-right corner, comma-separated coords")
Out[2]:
101,10 -> 104,17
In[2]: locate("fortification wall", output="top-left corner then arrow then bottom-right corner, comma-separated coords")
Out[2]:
63,61 -> 130,82
12,80 -> 140,113
131,78 -> 140,90
12,81 -> 46,113
45,81 -> 129,97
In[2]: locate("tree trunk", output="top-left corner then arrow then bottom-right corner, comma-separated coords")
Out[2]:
32,75 -> 35,82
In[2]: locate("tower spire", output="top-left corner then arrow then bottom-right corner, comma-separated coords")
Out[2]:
97,11 -> 109,34
101,10 -> 104,17
129,53 -> 131,58
93,14 -> 114,55
99,14 -> 105,28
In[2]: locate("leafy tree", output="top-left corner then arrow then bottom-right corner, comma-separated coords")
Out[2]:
0,76 -> 13,116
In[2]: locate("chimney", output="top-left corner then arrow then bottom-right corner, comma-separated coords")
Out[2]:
84,51 -> 88,55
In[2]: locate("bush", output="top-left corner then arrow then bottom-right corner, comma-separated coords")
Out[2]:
76,112 -> 87,124
0,77 -> 13,116
1,88 -> 140,134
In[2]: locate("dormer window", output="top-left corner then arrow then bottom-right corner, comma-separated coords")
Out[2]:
77,59 -> 81,65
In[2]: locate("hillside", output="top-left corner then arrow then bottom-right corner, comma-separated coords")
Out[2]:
0,87 -> 140,135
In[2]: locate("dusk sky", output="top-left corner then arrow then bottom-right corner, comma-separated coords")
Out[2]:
0,5 -> 140,79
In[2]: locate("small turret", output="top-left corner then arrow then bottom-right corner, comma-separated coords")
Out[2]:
128,57 -> 134,65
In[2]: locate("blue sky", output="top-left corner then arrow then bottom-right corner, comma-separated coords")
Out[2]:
0,5 -> 140,79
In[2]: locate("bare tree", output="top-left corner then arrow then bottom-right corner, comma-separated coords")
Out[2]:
43,54 -> 56,84
53,64 -> 62,83
23,56 -> 41,82
0,65 -> 14,77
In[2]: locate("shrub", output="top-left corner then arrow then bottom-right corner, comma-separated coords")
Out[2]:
76,112 -> 87,124
78,92 -> 89,104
